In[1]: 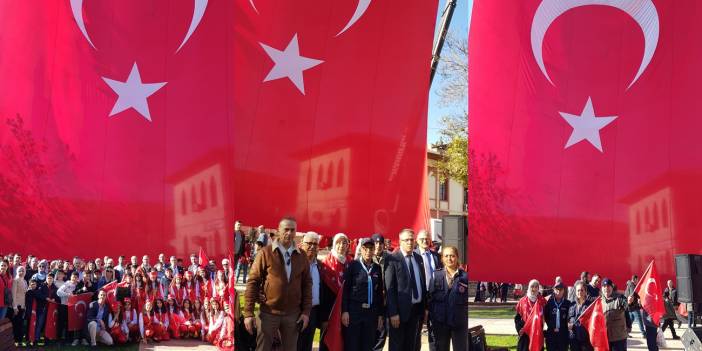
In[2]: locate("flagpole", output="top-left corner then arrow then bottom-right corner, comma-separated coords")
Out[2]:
430,0 -> 457,85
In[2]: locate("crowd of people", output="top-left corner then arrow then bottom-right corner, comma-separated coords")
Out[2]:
513,272 -> 683,351
0,251 -> 235,348
240,217 -> 468,351
0,217 -> 468,351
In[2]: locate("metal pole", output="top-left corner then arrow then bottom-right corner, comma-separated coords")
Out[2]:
430,0 -> 457,86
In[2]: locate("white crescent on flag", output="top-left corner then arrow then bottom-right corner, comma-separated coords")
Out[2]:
71,0 -> 209,52
530,0 -> 659,89
336,0 -> 372,37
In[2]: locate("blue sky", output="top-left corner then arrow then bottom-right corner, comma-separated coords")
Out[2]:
428,0 -> 472,144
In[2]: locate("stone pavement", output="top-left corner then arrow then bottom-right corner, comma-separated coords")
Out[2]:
471,317 -> 685,350
138,339 -> 218,351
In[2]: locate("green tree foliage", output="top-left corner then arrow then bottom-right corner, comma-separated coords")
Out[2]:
433,32 -> 467,187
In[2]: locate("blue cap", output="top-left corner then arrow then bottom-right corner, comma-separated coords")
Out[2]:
371,233 -> 384,243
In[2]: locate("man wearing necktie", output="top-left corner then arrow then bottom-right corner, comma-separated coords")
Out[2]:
385,229 -> 427,351
415,230 -> 442,351
545,283 -> 572,351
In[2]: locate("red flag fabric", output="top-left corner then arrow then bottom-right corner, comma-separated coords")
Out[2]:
578,298 -> 610,351
101,280 -> 119,305
199,247 -> 209,266
521,302 -> 544,351
0,0 -> 436,260
323,290 -> 344,351
27,301 -> 37,343
45,301 -> 59,340
634,260 -> 666,325
468,0 -> 702,283
68,292 -> 93,331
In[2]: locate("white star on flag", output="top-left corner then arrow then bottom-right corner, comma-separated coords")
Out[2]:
259,34 -> 323,95
102,62 -> 167,122
559,97 -> 617,152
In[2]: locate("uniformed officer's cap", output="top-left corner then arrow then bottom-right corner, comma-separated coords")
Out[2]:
360,238 -> 375,247
371,233 -> 385,243
601,278 -> 614,287
553,282 -> 565,290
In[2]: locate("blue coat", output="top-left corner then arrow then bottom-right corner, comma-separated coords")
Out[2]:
429,268 -> 468,329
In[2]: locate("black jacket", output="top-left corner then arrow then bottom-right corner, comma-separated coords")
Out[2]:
342,260 -> 384,316
544,296 -> 571,335
24,285 -> 48,319
312,260 -> 335,323
429,268 -> 468,329
568,297 -> 595,343
384,250 -> 427,322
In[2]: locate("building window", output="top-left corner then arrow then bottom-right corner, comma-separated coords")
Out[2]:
439,180 -> 448,201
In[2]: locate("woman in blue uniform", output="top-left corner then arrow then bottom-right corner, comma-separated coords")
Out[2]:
429,245 -> 468,351
341,238 -> 385,351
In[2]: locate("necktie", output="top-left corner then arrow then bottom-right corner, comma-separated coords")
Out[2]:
424,251 -> 434,285
407,255 -> 418,300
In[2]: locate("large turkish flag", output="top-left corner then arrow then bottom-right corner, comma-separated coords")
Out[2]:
0,1 -> 436,260
469,0 -> 702,284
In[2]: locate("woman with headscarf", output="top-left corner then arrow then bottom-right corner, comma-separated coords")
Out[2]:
515,279 -> 547,351
321,233 -> 352,297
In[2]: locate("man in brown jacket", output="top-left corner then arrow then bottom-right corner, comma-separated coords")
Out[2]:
244,217 -> 312,351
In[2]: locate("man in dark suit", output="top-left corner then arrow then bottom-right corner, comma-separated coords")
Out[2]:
297,231 -> 334,351
233,220 -> 245,261
415,230 -> 442,351
84,290 -> 113,346
385,228 -> 427,351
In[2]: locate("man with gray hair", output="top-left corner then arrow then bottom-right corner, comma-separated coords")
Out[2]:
297,231 -> 333,351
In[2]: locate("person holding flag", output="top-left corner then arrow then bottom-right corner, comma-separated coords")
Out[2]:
633,261 -> 667,351
601,278 -> 632,351
568,281 -> 595,351
515,279 -> 546,351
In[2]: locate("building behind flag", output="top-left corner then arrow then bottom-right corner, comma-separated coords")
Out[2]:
0,0 -> 437,260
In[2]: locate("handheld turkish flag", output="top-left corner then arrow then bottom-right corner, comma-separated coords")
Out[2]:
45,301 -> 59,340
522,302 -> 544,351
323,290 -> 344,351
578,298 -> 609,351
101,280 -> 119,305
68,292 -> 93,331
27,300 -> 37,343
199,247 -> 209,266
634,260 -> 666,325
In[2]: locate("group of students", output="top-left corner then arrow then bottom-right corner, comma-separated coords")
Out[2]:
515,272 -> 681,351
0,252 -> 235,348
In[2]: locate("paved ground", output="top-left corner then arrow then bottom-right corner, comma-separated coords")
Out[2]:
138,339 -> 218,351
472,317 -> 685,350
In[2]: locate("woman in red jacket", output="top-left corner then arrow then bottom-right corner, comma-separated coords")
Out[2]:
0,260 -> 12,320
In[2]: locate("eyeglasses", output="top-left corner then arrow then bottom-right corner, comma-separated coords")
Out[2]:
400,238 -> 414,242
303,242 -> 318,246
282,228 -> 296,233
417,237 -> 429,241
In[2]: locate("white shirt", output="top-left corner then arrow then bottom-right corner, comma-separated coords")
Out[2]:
402,251 -> 423,304
273,240 -> 298,281
310,261 -> 320,306
416,248 -> 435,292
